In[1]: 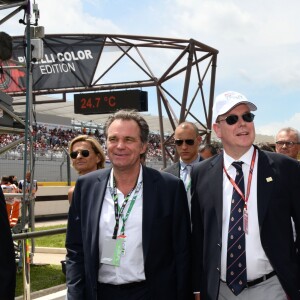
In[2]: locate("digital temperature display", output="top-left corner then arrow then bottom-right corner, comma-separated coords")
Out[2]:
74,90 -> 148,115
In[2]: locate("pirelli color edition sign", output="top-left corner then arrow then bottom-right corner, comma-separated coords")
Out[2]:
1,35 -> 105,93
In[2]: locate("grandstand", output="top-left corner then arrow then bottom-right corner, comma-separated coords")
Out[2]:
2,97 -> 276,166
1,102 -> 276,181
13,97 -> 176,134
12,97 -> 275,142
0,107 -> 174,182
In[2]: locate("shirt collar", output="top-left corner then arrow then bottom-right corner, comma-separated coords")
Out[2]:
180,156 -> 200,170
223,145 -> 255,171
109,164 -> 143,188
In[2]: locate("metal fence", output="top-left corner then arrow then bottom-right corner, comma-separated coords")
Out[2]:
13,228 -> 67,300
0,151 -> 166,182
0,149 -> 78,182
0,158 -> 78,182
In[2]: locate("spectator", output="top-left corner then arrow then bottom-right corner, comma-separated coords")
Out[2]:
1,176 -> 19,227
199,143 -> 220,159
68,135 -> 106,203
18,171 -> 38,226
8,175 -> 18,187
275,127 -> 299,242
275,127 -> 299,159
0,126 -> 169,163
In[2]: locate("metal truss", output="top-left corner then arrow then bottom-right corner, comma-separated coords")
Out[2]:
7,34 -> 218,166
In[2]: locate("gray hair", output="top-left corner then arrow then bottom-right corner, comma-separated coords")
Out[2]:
276,127 -> 300,142
104,109 -> 149,143
104,109 -> 149,160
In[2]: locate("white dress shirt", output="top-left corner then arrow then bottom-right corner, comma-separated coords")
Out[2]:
221,146 -> 274,281
98,165 -> 146,284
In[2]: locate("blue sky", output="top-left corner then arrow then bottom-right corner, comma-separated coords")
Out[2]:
1,0 -> 299,136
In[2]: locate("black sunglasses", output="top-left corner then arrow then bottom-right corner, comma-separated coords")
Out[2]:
217,112 -> 255,125
70,149 -> 90,159
175,139 -> 195,146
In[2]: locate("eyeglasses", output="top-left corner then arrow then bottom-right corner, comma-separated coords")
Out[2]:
70,149 -> 90,159
217,112 -> 255,125
275,141 -> 299,148
175,139 -> 195,146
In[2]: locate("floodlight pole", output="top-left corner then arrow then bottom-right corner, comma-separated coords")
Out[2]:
22,1 -> 33,299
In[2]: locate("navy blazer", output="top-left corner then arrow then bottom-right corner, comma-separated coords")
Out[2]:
191,147 -> 300,299
66,166 -> 191,300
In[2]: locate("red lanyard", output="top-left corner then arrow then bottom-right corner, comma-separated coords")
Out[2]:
223,149 -> 256,211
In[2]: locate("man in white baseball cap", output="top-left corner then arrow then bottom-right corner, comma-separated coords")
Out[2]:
212,91 -> 257,122
191,91 -> 300,300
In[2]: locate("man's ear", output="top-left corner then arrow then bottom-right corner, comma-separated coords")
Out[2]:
141,143 -> 147,155
197,135 -> 202,143
213,123 -> 222,139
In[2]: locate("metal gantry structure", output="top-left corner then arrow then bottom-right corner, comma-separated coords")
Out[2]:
1,4 -> 220,200
9,33 -> 219,166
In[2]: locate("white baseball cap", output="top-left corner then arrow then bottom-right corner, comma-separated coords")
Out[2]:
212,91 -> 257,122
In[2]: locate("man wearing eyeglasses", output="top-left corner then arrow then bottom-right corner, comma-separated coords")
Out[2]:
164,122 -> 202,214
275,127 -> 300,160
275,127 -> 300,243
191,91 -> 300,300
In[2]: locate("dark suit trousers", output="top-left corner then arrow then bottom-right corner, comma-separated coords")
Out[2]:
97,281 -> 150,300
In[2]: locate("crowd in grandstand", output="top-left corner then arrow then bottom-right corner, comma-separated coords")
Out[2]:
0,124 -> 175,162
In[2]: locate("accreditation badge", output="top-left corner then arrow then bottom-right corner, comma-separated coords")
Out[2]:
243,208 -> 249,235
100,236 -> 126,267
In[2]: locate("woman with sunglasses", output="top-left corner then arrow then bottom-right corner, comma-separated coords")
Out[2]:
68,135 -> 106,203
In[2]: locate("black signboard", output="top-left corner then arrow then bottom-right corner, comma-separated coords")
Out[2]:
74,90 -> 148,114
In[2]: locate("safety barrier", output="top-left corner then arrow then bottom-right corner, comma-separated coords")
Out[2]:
13,227 -> 67,300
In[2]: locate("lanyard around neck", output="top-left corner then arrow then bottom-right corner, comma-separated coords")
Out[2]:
223,149 -> 256,210
109,177 -> 142,239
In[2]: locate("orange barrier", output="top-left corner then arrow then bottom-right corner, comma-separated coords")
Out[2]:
6,201 -> 21,227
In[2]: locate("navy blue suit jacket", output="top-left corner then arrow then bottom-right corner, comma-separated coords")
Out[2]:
66,166 -> 191,300
191,147 -> 300,299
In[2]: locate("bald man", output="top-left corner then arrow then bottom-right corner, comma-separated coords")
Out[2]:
164,122 -> 203,214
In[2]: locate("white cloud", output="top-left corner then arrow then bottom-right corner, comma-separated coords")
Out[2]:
161,0 -> 300,90
1,0 -> 299,132
0,0 -> 121,35
256,113 -> 300,136
38,0 -> 121,35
